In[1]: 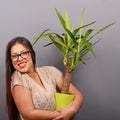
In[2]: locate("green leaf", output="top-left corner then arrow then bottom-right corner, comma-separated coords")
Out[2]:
33,29 -> 50,45
65,28 -> 76,44
65,9 -> 70,30
82,29 -> 96,57
53,32 -> 65,44
49,35 -> 67,55
97,22 -> 116,34
78,9 -> 85,52
88,22 -> 116,41
43,42 -> 53,47
55,8 -> 66,30
73,21 -> 96,35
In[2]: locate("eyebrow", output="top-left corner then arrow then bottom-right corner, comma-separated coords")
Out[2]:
11,49 -> 28,55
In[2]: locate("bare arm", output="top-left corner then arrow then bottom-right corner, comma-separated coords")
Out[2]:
68,83 -> 84,113
54,76 -> 84,120
12,85 -> 60,120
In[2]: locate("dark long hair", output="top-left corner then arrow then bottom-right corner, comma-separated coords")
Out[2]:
6,36 -> 36,120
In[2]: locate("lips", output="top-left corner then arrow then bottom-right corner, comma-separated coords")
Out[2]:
18,62 -> 27,68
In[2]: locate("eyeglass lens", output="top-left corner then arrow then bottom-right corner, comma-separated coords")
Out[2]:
11,51 -> 30,61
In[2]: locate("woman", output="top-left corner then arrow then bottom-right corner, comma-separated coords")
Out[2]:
6,36 -> 83,120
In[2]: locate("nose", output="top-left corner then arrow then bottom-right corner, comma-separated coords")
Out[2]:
17,55 -> 23,61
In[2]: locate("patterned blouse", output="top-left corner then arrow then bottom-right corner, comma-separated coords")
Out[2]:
11,66 -> 62,120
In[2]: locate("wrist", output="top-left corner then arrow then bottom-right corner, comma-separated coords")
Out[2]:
70,105 -> 79,114
54,110 -> 61,116
68,101 -> 78,114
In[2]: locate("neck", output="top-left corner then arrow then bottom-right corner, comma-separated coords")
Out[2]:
27,68 -> 37,79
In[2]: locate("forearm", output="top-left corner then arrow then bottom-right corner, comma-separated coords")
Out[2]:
69,84 -> 84,114
71,93 -> 83,114
12,86 -> 61,120
22,109 -> 60,120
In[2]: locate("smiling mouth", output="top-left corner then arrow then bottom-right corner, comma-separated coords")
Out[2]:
18,62 -> 27,68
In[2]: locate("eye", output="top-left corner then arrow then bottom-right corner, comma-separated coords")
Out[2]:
21,51 -> 30,58
21,51 -> 28,56
11,54 -> 18,59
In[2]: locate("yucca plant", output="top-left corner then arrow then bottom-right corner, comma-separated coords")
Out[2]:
33,8 -> 115,94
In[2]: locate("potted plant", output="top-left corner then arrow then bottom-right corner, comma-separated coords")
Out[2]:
33,8 -> 115,109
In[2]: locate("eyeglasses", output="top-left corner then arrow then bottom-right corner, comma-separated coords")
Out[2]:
11,50 -> 30,62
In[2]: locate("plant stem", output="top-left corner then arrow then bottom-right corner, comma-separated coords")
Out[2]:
61,69 -> 73,94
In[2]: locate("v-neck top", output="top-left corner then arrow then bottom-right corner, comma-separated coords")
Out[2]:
11,66 -> 62,111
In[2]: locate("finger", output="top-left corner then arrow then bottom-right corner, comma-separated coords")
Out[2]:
52,115 -> 63,120
56,108 -> 62,112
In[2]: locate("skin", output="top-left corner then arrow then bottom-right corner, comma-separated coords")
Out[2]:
11,42 -> 84,120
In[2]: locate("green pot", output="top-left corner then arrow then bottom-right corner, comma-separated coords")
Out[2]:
54,92 -> 74,110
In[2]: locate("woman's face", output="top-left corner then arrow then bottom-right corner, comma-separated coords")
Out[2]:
10,42 -> 34,73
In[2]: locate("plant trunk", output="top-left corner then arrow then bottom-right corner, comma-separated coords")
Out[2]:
61,69 -> 73,94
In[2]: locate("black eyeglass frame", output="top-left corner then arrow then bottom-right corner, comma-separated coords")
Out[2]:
11,50 -> 30,62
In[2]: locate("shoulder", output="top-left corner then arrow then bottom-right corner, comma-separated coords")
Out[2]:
11,71 -> 30,90
36,66 -> 62,78
11,71 -> 23,89
11,70 -> 22,81
37,66 -> 61,72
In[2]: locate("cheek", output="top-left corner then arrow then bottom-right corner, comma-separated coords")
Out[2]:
27,55 -> 34,67
12,63 -> 20,71
27,59 -> 34,68
12,61 -> 17,69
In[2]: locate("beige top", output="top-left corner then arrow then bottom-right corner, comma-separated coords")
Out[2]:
11,66 -> 62,119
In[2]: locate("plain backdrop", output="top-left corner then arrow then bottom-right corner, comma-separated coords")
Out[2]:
0,0 -> 120,120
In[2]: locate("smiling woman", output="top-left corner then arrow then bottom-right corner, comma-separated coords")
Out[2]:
6,36 -> 83,120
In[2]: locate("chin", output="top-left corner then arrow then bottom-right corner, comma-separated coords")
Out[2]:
16,67 -> 28,73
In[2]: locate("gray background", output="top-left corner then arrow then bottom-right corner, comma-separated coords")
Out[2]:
0,0 -> 120,120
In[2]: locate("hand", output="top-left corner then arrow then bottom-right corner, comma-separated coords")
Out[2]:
52,103 -> 76,120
